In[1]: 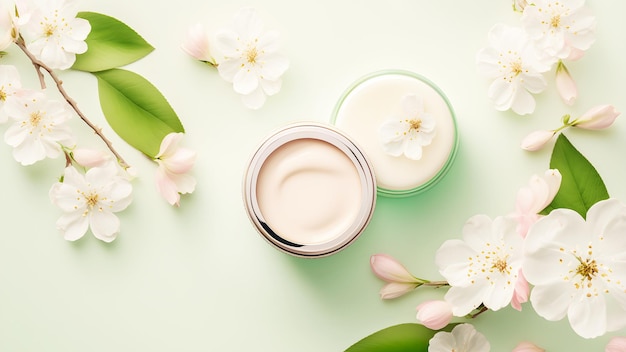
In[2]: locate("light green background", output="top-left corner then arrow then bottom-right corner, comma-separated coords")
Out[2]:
1,1 -> 625,351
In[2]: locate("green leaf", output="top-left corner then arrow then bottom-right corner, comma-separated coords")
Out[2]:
543,134 -> 609,218
94,68 -> 184,158
72,12 -> 154,72
345,323 -> 443,352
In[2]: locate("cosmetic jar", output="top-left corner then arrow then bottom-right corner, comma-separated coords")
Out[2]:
242,122 -> 376,257
331,70 -> 459,197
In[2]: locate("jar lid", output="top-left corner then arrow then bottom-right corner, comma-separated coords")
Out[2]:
242,122 -> 376,257
331,70 -> 459,197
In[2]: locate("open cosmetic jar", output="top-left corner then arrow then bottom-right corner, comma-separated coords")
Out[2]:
242,123 -> 377,258
332,70 -> 459,197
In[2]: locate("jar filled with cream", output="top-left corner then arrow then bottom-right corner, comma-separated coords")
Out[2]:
242,123 -> 377,257
332,70 -> 459,197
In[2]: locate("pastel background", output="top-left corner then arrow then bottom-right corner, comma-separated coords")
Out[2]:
1,0 -> 625,351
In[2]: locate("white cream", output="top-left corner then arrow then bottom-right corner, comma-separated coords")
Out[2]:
255,138 -> 363,245
334,73 -> 456,193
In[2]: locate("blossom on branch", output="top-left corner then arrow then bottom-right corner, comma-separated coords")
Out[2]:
16,0 -> 91,70
0,65 -> 22,122
49,163 -> 132,242
3,90 -> 74,165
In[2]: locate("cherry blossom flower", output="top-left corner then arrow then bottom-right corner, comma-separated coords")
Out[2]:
521,0 -> 595,62
512,341 -> 545,352
477,24 -> 551,115
572,104 -> 620,130
435,215 -> 523,316
379,94 -> 436,160
16,0 -> 91,70
0,65 -> 22,122
520,130 -> 555,151
181,23 -> 215,65
606,337 -> 626,352
49,163 -> 132,242
0,1 -> 16,50
510,269 -> 530,311
3,90 -> 74,165
509,169 -> 561,238
428,324 -> 490,352
416,300 -> 453,330
370,253 -> 423,299
214,7 -> 289,109
523,198 -> 626,338
154,132 -> 197,206
555,61 -> 577,105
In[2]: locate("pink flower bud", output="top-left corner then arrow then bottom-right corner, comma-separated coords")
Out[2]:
606,337 -> 626,352
72,148 -> 111,168
555,62 -> 577,106
512,341 -> 545,352
181,23 -> 215,64
379,282 -> 419,300
510,270 -> 529,311
370,254 -> 418,284
520,130 -> 555,151
573,104 -> 620,130
416,300 -> 453,330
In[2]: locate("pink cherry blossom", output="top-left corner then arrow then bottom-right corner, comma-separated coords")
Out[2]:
370,254 -> 422,299
154,132 -> 197,206
555,61 -> 577,106
520,130 -> 555,151
573,104 -> 620,130
416,300 -> 453,330
606,337 -> 626,352
509,169 -> 561,238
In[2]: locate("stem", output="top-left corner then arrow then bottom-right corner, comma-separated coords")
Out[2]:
15,38 -> 130,169
421,280 -> 449,289
470,306 -> 489,319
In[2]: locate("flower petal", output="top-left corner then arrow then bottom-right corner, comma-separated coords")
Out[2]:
89,210 -> 120,243
233,67 -> 260,95
370,254 -> 417,283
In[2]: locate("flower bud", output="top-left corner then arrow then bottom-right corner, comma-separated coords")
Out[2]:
181,23 -> 215,64
513,0 -> 528,12
555,61 -> 577,106
416,300 -> 453,330
512,341 -> 545,352
520,130 -> 555,151
379,282 -> 419,300
72,148 -> 111,168
370,254 -> 418,283
573,104 -> 620,130
606,337 -> 626,352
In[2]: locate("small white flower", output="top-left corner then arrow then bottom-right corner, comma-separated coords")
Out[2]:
154,132 -> 197,206
0,64 -> 22,123
3,90 -> 74,165
214,7 -> 289,109
523,198 -> 626,338
0,1 -> 16,50
17,0 -> 91,70
181,23 -> 215,64
521,0 -> 595,61
477,24 -> 551,115
379,94 -> 436,160
436,215 -> 523,316
428,324 -> 490,352
71,148 -> 111,168
49,163 -> 132,242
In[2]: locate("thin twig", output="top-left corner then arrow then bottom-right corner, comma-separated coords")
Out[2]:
15,38 -> 130,169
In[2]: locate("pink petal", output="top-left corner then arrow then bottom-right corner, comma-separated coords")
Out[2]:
606,337 -> 626,352
416,300 -> 453,330
555,61 -> 577,106
379,282 -> 418,300
512,341 -> 545,352
573,105 -> 620,130
370,254 -> 417,283
520,130 -> 555,151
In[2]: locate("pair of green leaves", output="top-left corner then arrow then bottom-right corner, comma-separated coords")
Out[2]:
347,134 -> 609,351
72,12 -> 184,158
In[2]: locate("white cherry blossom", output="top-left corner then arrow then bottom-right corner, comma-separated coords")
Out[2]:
436,215 -> 524,316
379,94 -> 436,160
3,90 -> 74,165
521,0 -> 596,61
0,1 -> 16,50
16,0 -> 91,70
428,324 -> 490,352
523,198 -> 626,338
49,163 -> 132,242
0,65 -> 22,123
476,24 -> 551,115
214,7 -> 288,109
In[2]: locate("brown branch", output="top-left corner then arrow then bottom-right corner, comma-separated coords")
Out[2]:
15,38 -> 130,169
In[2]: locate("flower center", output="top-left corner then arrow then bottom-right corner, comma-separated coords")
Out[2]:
0,89 -> 6,101
550,15 -> 561,28
43,23 -> 57,37
576,258 -> 598,281
29,111 -> 43,127
84,192 -> 99,208
492,258 -> 508,273
511,60 -> 523,76
408,119 -> 422,131
246,46 -> 258,64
